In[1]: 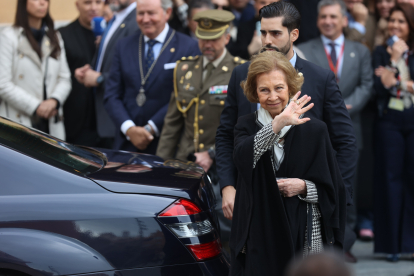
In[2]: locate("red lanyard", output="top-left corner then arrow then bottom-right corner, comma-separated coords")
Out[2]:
324,43 -> 345,82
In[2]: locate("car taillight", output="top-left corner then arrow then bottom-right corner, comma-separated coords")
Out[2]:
168,220 -> 213,238
187,240 -> 222,261
159,198 -> 201,216
158,198 -> 222,261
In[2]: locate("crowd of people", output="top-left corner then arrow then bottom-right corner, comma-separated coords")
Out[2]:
0,0 -> 414,273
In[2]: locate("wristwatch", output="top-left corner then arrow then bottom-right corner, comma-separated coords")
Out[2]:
96,75 -> 104,85
144,124 -> 153,134
207,147 -> 215,160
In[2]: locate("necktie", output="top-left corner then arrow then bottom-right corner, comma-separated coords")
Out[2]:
95,15 -> 116,70
328,42 -> 337,66
204,63 -> 215,83
146,40 -> 157,72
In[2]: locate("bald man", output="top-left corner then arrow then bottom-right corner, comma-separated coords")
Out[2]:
59,0 -> 104,146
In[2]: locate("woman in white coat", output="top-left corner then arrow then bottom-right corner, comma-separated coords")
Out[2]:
0,0 -> 71,140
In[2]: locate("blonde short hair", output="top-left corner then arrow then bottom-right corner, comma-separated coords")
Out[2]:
241,51 -> 304,103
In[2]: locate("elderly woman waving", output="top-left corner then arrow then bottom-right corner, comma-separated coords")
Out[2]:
230,51 -> 346,276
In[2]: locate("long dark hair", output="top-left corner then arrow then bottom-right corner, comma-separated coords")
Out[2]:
14,0 -> 61,59
388,3 -> 414,51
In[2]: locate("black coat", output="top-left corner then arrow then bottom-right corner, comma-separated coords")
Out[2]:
372,45 -> 414,117
215,56 -> 357,205
59,20 -> 97,144
230,113 -> 346,275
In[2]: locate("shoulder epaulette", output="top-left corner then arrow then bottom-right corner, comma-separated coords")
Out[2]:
233,56 -> 246,64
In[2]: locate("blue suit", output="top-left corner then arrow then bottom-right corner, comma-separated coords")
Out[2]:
104,28 -> 200,154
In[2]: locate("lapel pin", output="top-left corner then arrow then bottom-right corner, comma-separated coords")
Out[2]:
298,72 -> 303,77
195,64 -> 200,69
222,66 -> 228,72
185,83 -> 190,90
120,23 -> 125,28
185,71 -> 192,80
350,52 -> 355,58
170,48 -> 175,53
180,76 -> 184,84
181,64 -> 188,71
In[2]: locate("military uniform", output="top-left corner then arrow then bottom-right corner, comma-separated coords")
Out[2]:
156,53 -> 245,160
156,10 -> 246,161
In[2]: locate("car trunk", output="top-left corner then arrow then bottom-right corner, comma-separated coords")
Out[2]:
86,148 -> 216,213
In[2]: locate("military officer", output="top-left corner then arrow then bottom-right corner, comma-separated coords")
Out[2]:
156,9 -> 244,251
157,9 -> 245,164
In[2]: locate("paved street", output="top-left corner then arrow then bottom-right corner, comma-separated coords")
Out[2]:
349,240 -> 414,276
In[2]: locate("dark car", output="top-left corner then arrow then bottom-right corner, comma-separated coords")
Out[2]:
0,117 -> 229,276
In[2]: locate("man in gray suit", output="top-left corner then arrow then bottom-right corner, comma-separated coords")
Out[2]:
75,0 -> 139,148
298,0 -> 372,263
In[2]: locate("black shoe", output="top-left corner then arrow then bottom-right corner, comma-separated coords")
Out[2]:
344,251 -> 358,263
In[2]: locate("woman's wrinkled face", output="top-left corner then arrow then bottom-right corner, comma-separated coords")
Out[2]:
388,10 -> 410,42
27,0 -> 49,19
256,69 -> 290,118
376,0 -> 395,19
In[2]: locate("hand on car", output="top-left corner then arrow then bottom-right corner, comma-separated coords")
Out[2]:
36,99 -> 58,119
194,151 -> 213,172
127,126 -> 154,150
272,92 -> 314,134
277,178 -> 307,197
222,185 -> 236,220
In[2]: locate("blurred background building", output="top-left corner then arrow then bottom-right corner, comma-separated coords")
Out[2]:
0,0 -> 78,27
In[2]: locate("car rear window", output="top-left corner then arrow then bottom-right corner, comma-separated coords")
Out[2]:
0,117 -> 106,175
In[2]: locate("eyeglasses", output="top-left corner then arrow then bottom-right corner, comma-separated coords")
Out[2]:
213,4 -> 231,11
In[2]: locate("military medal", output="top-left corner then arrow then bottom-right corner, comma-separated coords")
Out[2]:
137,31 -> 176,107
137,85 -> 146,107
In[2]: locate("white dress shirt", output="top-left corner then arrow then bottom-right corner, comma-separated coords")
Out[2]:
143,23 -> 170,59
321,34 -> 345,80
96,2 -> 137,72
347,12 -> 366,35
121,23 -> 171,138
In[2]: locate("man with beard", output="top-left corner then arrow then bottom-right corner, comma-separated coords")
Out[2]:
75,0 -> 138,148
156,11 -> 244,252
216,1 -> 358,229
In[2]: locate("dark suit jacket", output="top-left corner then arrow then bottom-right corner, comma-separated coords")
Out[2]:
373,45 -> 414,116
92,8 -> 139,138
215,56 -> 358,205
298,37 -> 373,149
231,17 -> 257,60
289,0 -> 321,45
104,27 -> 201,154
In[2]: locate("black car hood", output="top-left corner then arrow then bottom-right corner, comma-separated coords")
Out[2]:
86,148 -> 215,210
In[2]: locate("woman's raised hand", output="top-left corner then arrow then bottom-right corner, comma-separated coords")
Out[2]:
272,92 -> 314,133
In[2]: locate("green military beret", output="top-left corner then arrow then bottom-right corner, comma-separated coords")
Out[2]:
193,10 -> 235,40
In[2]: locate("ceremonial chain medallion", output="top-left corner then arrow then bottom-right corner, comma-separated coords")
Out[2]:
137,30 -> 176,107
